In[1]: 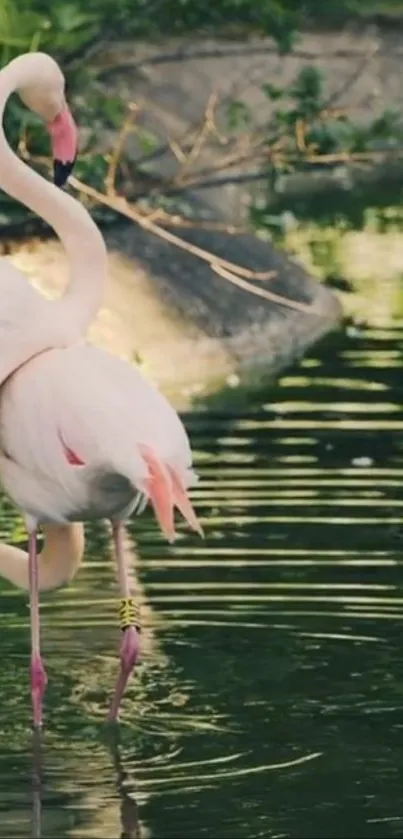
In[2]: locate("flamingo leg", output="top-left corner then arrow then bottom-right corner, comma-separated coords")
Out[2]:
27,528 -> 47,728
108,522 -> 141,723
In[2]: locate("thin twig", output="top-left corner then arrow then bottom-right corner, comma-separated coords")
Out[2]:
167,137 -> 188,163
295,119 -> 306,152
211,263 -> 320,315
139,207 -> 245,233
296,149 -> 403,165
187,92 -> 222,160
105,102 -> 140,196
166,138 -> 266,191
173,92 -> 220,183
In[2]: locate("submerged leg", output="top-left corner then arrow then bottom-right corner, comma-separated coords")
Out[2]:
27,524 -> 47,729
31,728 -> 43,839
108,522 -> 141,723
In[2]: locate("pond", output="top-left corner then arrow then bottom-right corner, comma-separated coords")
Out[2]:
0,293 -> 402,837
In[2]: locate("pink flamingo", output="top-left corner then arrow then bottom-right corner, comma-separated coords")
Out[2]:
0,52 -> 202,728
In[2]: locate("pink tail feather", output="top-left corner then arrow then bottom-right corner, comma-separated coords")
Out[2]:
168,466 -> 204,537
139,446 -> 176,542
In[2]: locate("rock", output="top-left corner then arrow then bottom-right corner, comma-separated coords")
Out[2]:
6,212 -> 340,408
106,216 -> 341,402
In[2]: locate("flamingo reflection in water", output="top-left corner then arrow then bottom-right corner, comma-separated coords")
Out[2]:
31,727 -> 141,839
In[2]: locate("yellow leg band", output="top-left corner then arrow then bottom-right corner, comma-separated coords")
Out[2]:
119,597 -> 141,632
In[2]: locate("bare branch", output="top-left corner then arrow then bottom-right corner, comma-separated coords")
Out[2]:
211,264 -> 319,315
69,175 -> 277,282
105,102 -> 140,196
139,207 -> 245,233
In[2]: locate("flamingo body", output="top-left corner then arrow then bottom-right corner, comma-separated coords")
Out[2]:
0,344 -> 198,528
0,51 -> 202,727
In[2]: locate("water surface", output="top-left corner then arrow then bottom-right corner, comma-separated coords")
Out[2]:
0,317 -> 403,838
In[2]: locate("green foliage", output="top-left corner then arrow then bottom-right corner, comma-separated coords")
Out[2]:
226,100 -> 252,131
0,0 -> 305,228
1,0 -> 403,231
0,0 -> 299,54
237,64 -> 403,240
4,0 -> 400,65
0,1 -> 98,56
1,0 -> 403,61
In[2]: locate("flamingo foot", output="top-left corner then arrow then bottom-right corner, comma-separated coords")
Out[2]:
107,626 -> 140,723
30,654 -> 47,729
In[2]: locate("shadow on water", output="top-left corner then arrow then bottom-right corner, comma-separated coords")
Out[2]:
3,303 -> 403,835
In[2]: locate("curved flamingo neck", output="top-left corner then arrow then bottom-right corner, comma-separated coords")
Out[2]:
0,53 -> 107,342
0,522 -> 84,591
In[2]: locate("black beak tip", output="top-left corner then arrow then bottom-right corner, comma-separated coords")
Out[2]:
53,158 -> 76,188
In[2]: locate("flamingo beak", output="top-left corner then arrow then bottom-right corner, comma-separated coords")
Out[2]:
47,104 -> 78,188
53,158 -> 76,188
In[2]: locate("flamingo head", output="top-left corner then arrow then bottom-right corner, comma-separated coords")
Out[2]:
17,54 -> 78,188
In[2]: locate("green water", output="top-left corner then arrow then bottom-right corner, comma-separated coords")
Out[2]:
1,309 -> 403,837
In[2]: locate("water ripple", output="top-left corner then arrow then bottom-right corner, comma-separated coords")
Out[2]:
1,324 -> 403,836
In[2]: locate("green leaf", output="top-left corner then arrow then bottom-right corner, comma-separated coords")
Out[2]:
290,66 -> 324,117
51,3 -> 98,32
370,109 -> 401,140
261,82 -> 284,101
135,128 -> 158,155
273,107 -> 298,127
101,96 -> 126,128
226,99 -> 251,130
